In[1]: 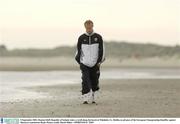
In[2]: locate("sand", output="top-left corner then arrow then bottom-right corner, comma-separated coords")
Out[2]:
0,79 -> 180,117
0,56 -> 179,71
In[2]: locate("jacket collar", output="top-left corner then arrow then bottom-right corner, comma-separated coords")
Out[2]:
85,30 -> 95,36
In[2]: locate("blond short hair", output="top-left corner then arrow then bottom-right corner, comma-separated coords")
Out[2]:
84,20 -> 93,26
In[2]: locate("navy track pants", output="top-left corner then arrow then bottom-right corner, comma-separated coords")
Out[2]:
80,63 -> 100,95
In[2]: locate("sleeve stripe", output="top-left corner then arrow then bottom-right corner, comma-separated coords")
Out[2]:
101,41 -> 105,62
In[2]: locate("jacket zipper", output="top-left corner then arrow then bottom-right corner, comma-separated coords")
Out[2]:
89,36 -> 91,44
89,36 -> 91,63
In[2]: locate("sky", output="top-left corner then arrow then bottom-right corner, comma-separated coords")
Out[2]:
0,0 -> 180,49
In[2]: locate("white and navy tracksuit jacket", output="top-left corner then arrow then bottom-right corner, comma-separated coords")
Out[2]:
75,31 -> 105,67
75,31 -> 105,94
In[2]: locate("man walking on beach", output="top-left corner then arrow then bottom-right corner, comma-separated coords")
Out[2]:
75,20 -> 105,104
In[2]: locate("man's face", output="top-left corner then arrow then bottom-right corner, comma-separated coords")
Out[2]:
85,23 -> 93,34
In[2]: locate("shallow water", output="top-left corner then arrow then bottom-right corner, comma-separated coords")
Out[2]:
0,68 -> 180,102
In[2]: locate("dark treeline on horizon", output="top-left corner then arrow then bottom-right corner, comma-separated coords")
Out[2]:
0,41 -> 180,58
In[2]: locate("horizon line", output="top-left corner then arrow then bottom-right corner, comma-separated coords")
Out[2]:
1,40 -> 180,50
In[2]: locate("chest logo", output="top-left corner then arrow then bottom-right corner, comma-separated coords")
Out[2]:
94,37 -> 98,41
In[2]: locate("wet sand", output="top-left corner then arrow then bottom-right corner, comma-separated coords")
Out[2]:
0,79 -> 180,117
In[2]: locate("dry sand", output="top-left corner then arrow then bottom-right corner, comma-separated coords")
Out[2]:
0,79 -> 180,117
0,57 -> 179,71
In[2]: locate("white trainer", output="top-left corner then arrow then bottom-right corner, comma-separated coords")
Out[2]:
82,92 -> 91,104
91,91 -> 95,103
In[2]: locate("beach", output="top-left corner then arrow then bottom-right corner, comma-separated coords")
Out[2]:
0,57 -> 180,117
0,78 -> 180,117
0,0 -> 180,120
